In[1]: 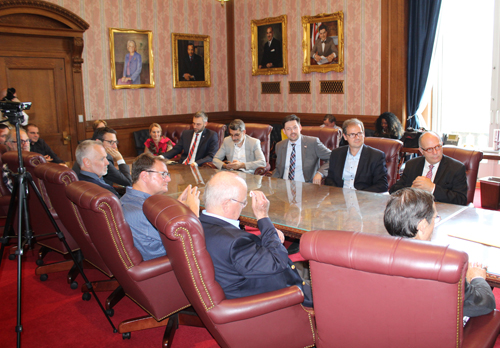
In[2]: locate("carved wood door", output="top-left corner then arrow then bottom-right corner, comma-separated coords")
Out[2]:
0,56 -> 73,161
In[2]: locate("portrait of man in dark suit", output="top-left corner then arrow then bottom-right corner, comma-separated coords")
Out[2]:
258,25 -> 283,69
178,41 -> 205,81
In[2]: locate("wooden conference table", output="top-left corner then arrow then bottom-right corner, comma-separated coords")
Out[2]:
161,164 -> 500,285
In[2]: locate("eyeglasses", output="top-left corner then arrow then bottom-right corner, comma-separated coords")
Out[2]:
10,139 -> 30,145
145,170 -> 170,179
230,198 -> 247,208
103,140 -> 119,145
420,144 -> 442,153
345,132 -> 364,139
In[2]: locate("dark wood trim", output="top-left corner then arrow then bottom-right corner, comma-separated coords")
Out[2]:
226,0 -> 235,112
381,0 -> 408,126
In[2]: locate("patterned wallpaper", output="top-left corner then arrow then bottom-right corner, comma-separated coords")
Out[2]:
46,0 -> 228,120
234,0 -> 381,116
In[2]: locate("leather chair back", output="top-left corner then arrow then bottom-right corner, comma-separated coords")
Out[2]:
160,123 -> 190,144
443,146 -> 483,205
244,123 -> 272,164
144,194 -> 316,348
205,123 -> 227,149
133,129 -> 150,156
0,144 -> 8,155
301,126 -> 342,150
3,151 -> 78,252
65,181 -> 189,320
301,230 -> 468,348
364,137 -> 403,190
34,163 -> 113,277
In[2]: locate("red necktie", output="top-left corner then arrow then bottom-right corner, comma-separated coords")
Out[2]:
425,164 -> 434,179
184,133 -> 199,165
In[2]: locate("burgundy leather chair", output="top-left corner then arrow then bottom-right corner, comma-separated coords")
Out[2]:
160,123 -> 190,144
245,123 -> 273,175
3,151 -> 80,285
301,126 -> 342,150
33,163 -> 123,308
443,146 -> 483,205
301,230 -> 500,348
364,137 -> 403,190
205,122 -> 227,149
65,181 -> 190,344
143,194 -> 316,348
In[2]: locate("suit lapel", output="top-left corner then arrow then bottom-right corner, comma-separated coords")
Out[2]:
336,146 -> 348,181
433,156 -> 448,183
354,145 -> 367,182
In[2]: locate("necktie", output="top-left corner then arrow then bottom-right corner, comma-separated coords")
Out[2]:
288,143 -> 296,180
426,164 -> 434,179
184,133 -> 199,165
190,56 -> 192,62
290,180 -> 297,204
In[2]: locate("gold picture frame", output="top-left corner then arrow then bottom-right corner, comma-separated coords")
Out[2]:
251,15 -> 288,76
109,28 -> 155,89
172,33 -> 211,88
302,11 -> 344,74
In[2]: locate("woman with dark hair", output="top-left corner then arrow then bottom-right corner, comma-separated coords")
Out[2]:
144,123 -> 174,158
374,112 -> 404,139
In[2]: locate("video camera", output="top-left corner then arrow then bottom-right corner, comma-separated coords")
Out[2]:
0,100 -> 31,124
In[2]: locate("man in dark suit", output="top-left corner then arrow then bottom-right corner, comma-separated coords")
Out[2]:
180,43 -> 205,81
259,26 -> 283,69
75,140 -> 120,197
325,118 -> 388,193
164,111 -> 219,166
73,127 -> 132,188
273,114 -> 331,184
389,131 -> 467,205
200,171 -> 313,307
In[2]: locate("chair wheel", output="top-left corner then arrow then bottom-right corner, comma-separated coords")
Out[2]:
122,332 -> 131,340
40,274 -> 48,281
82,293 -> 91,301
35,259 -> 44,266
70,281 -> 78,290
8,254 -> 15,261
105,309 -> 114,317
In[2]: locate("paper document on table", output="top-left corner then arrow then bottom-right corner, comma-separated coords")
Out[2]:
316,56 -> 329,65
448,229 -> 500,249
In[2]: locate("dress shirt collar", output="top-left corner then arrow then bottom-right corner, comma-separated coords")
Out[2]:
289,135 -> 302,147
80,170 -> 103,182
234,135 -> 246,149
347,144 -> 363,159
202,210 -> 240,229
123,186 -> 151,200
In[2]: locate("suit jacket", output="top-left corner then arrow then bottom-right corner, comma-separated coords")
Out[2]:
325,144 -> 388,193
311,36 -> 338,58
272,135 -> 331,183
200,213 -> 312,307
77,172 -> 120,197
122,52 -> 142,85
180,54 -> 204,81
213,135 -> 266,172
164,128 -> 218,165
30,138 -> 64,164
389,155 -> 467,205
464,277 -> 496,317
72,154 -> 132,187
260,38 -> 283,68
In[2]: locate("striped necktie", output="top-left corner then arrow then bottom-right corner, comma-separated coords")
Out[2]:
184,133 -> 199,165
288,143 -> 296,180
426,164 -> 434,179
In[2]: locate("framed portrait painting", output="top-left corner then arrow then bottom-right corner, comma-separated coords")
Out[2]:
302,11 -> 344,74
251,15 -> 288,76
172,33 -> 211,88
109,28 -> 155,89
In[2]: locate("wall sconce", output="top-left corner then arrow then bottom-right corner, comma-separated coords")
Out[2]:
217,0 -> 229,6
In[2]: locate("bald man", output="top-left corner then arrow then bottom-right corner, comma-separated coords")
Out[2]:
200,171 -> 313,307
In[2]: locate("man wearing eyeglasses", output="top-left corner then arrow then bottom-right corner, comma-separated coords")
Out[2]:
2,128 -> 31,192
73,126 -> 132,187
325,118 -> 388,192
121,153 -> 200,261
26,124 -> 65,164
389,131 -> 467,205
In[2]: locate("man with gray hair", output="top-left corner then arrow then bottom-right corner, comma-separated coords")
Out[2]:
212,119 -> 266,173
2,128 -> 30,192
164,111 -> 218,166
389,131 -> 467,205
75,140 -> 119,196
325,118 -> 388,192
199,171 -> 313,307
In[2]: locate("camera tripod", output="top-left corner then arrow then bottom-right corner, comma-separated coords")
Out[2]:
0,104 -> 117,347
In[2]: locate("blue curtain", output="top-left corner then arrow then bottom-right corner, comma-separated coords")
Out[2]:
407,0 -> 442,129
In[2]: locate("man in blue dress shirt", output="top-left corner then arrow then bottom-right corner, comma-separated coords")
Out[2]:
121,153 -> 200,261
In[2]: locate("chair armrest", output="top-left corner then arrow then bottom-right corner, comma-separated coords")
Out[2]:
463,309 -> 500,348
128,255 -> 173,282
254,164 -> 271,176
209,285 -> 304,324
